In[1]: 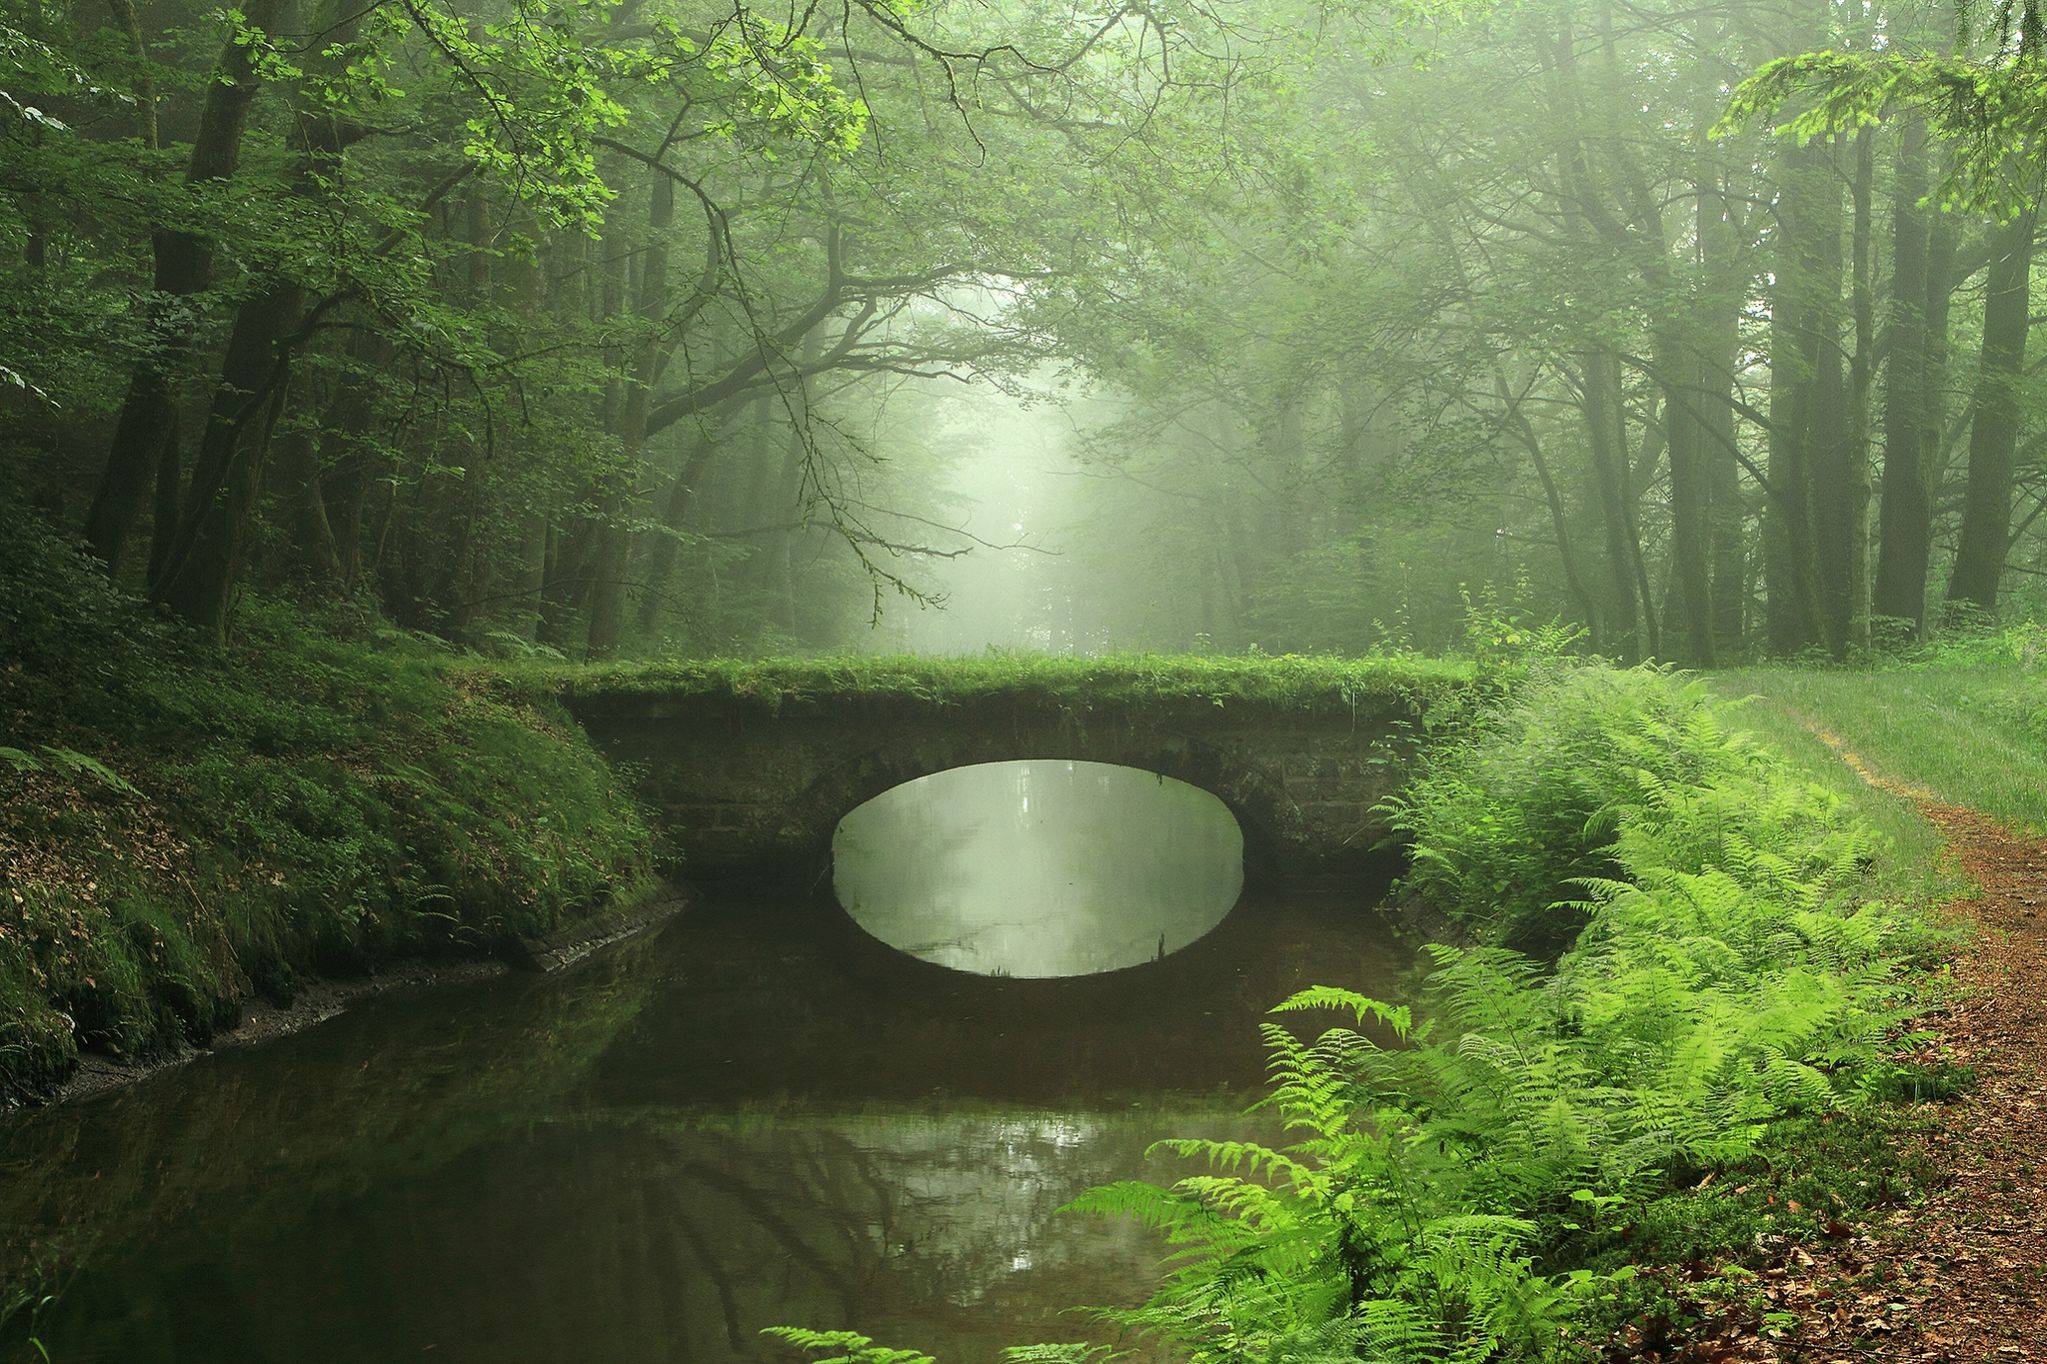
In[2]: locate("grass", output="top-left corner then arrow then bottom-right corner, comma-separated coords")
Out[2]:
1715,680 -> 1958,905
0,512 -> 654,1104
535,650 -> 1478,714
1722,647 -> 2047,834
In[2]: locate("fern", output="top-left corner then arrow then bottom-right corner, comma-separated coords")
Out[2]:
1067,662 -> 1938,1363
761,1328 -> 938,1364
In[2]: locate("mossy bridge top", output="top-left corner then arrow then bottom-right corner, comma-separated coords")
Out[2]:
555,656 -> 1474,885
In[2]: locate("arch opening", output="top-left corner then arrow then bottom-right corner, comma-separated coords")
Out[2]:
830,759 -> 1245,978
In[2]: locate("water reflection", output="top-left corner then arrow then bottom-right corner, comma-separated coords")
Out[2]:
1,876 -> 1404,1362
833,760 -> 1245,977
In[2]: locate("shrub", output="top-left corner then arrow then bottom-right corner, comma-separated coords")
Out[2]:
1385,666 -> 1757,954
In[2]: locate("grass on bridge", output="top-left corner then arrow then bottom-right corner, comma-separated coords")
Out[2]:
536,651 -> 1478,714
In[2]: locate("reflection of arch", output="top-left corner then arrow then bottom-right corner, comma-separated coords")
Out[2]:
782,738 -> 1300,884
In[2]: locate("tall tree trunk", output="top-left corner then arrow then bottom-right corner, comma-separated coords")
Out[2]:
1697,167 -> 1748,657
1946,195 -> 2039,614
1763,138 -> 1832,654
1799,139 -> 1854,656
1661,328 -> 1715,665
153,1 -> 358,638
152,279 -> 304,635
83,0 -> 287,576
1841,130 -> 1877,651
587,172 -> 676,658
1580,350 -> 1651,661
1873,119 -> 1934,634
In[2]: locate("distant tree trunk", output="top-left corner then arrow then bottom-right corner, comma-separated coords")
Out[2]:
635,424 -> 722,635
1873,119 -> 1934,634
536,234 -> 600,649
587,172 -> 676,658
1580,350 -> 1652,661
1697,169 -> 1748,657
766,332 -> 824,639
1798,139 -> 1855,657
1498,377 -> 1599,641
440,184 -> 499,642
1661,328 -> 1715,666
83,0 -> 286,576
1763,138 -> 1832,654
272,389 -> 342,588
319,331 -> 388,592
1841,130 -> 1877,651
1946,194 -> 2039,614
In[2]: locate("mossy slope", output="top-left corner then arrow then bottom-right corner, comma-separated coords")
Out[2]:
0,514 -> 652,1104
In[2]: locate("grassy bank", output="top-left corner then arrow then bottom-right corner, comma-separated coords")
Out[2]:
0,516 -> 653,1105
1724,628 -> 2047,832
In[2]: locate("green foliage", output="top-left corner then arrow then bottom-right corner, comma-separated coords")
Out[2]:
1386,667 -> 1754,952
763,1328 -> 939,1364
1723,41 -> 2047,217
0,508 -> 652,1103
1073,663 -> 1942,1362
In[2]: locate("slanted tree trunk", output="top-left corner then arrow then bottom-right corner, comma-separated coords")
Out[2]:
152,277 -> 306,636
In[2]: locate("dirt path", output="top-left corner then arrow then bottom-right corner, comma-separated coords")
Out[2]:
1747,739 -> 2047,1361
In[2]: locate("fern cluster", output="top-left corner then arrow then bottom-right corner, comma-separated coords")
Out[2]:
1065,664 -> 1939,1362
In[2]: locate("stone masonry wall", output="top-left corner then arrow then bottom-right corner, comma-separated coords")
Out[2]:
567,693 -> 1424,884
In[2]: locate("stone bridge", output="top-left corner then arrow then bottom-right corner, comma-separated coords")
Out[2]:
565,672 -> 1455,886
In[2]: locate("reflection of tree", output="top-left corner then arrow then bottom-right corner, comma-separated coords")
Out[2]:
0,931 -> 672,1354
606,1112 -> 1205,1361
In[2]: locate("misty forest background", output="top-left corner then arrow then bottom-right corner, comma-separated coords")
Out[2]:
8,0 -> 2047,663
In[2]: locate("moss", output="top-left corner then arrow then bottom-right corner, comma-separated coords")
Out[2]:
533,650 -> 1478,716
0,513 -> 653,1105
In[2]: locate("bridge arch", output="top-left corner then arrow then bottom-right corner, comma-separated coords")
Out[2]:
780,735 -> 1304,883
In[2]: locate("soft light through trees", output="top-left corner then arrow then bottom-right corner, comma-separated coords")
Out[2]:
6,0 -> 2047,659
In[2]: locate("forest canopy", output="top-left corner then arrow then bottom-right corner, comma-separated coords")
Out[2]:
7,0 -> 2047,661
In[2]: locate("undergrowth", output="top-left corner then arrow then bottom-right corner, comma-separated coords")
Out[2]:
0,511 -> 653,1104
1055,664 -> 1953,1361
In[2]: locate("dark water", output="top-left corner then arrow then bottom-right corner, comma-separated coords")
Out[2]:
0,767 -> 1408,1363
